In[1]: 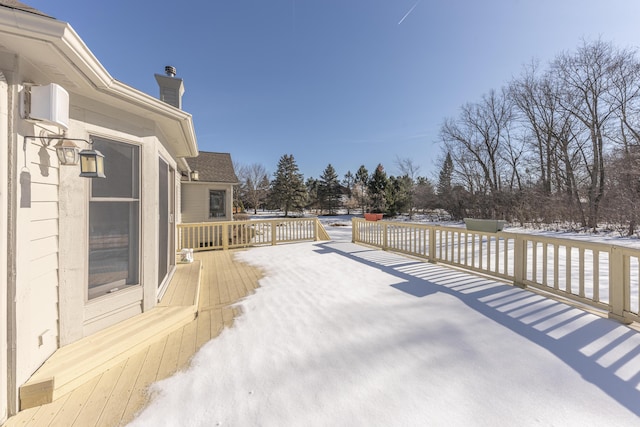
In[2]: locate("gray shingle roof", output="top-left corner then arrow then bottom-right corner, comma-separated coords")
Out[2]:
0,0 -> 52,17
185,152 -> 238,184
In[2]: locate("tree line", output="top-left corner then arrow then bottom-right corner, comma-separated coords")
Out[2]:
235,155 -> 437,219
441,38 -> 640,234
235,39 -> 640,235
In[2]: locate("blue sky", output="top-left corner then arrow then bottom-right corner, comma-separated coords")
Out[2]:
25,0 -> 640,180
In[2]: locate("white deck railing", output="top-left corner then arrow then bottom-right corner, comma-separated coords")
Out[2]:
352,218 -> 640,325
178,218 -> 330,251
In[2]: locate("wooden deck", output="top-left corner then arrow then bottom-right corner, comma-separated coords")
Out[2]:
3,250 -> 262,427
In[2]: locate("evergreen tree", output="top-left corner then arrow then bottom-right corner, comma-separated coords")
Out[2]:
437,152 -> 454,213
318,164 -> 341,215
368,164 -> 388,213
414,176 -> 437,212
269,154 -> 307,217
342,171 -> 355,214
437,152 -> 454,196
386,175 -> 413,216
396,157 -> 421,219
305,177 -> 320,213
355,165 -> 369,214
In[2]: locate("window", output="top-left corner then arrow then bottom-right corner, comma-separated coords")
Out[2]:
209,190 -> 226,218
88,138 -> 140,299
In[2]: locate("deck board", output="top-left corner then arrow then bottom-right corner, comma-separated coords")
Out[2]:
120,338 -> 167,425
3,250 -> 262,427
177,318 -> 199,368
154,328 -> 183,381
49,375 -> 101,427
195,305 -> 212,349
95,348 -> 149,427
70,361 -> 125,427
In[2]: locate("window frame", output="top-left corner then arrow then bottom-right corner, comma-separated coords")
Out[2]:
209,189 -> 226,219
86,137 -> 142,301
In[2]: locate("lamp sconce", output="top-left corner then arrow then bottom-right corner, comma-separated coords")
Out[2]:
79,147 -> 105,178
190,170 -> 199,181
23,134 -> 106,178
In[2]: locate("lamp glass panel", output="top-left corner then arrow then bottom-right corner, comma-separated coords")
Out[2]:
95,154 -> 105,176
63,148 -> 78,164
81,153 -> 96,172
55,140 -> 80,165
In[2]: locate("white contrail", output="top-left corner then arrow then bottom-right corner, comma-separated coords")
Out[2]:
398,0 -> 421,25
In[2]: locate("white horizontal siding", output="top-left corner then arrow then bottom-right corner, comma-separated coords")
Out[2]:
181,183 -> 233,223
15,134 -> 61,389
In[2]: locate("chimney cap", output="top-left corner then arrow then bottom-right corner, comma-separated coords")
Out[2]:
165,65 -> 177,77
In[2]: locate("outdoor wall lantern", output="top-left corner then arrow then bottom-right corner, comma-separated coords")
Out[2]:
54,138 -> 81,165
24,134 -> 106,178
190,170 -> 199,181
79,147 -> 106,178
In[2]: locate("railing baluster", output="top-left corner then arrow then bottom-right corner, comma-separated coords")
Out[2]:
542,243 -> 548,287
566,245 -> 572,294
531,241 -> 537,282
497,236 -> 501,274
553,243 -> 559,290
579,248 -> 585,298
593,250 -> 600,302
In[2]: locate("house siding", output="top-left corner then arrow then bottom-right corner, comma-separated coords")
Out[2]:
181,182 -> 234,223
14,128 -> 61,391
1,9 -> 197,416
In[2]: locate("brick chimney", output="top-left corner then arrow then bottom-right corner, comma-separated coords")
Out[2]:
154,65 -> 184,109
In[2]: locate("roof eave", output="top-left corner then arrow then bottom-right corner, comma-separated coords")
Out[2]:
1,7 -> 199,158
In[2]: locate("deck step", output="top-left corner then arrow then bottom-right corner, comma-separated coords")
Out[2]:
19,261 -> 202,410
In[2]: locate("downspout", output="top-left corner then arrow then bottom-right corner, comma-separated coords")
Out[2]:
0,72 -> 8,421
5,71 -> 18,415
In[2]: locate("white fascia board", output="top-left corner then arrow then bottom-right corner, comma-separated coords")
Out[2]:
57,32 -> 199,158
2,7 -> 198,158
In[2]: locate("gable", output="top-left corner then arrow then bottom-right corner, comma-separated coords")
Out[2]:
185,152 -> 238,184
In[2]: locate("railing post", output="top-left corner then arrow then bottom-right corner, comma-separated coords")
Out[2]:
352,218 -> 357,243
271,220 -> 277,245
608,247 -> 630,323
513,234 -> 526,288
382,222 -> 388,250
222,224 -> 229,250
428,227 -> 436,263
314,219 -> 319,241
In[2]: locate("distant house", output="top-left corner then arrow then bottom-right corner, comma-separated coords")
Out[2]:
0,1 -> 198,420
182,152 -> 239,222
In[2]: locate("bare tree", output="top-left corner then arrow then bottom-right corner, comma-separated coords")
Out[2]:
509,61 -> 584,224
440,89 -> 515,217
607,46 -> 640,147
395,157 -> 421,218
237,163 -> 270,214
552,39 -> 618,229
510,61 -> 562,195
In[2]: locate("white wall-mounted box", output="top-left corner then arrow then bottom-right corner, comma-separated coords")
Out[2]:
29,83 -> 69,130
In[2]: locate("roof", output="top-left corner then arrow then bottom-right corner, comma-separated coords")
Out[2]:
0,0 -> 51,17
0,3 -> 198,158
185,152 -> 238,184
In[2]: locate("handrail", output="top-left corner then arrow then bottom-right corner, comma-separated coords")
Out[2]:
352,218 -> 640,325
178,217 -> 330,252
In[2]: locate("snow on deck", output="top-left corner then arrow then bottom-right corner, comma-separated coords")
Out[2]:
131,235 -> 640,426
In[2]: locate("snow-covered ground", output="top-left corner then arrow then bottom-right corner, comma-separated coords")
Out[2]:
130,215 -> 640,426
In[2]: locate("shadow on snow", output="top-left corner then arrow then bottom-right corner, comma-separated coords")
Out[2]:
313,241 -> 640,417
